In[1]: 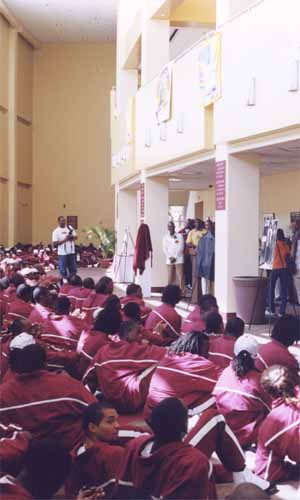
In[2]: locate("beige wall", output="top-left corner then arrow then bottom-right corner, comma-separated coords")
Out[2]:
33,43 -> 116,244
260,170 -> 300,233
0,15 -> 9,245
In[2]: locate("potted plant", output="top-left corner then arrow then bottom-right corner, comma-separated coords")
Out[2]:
82,225 -> 116,268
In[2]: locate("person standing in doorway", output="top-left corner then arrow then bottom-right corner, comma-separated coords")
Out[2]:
269,228 -> 290,317
52,216 -> 77,280
290,220 -> 300,305
163,221 -> 185,293
196,219 -> 215,295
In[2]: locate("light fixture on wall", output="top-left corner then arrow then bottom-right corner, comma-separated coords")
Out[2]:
145,128 -> 151,148
247,77 -> 256,106
160,122 -> 167,141
177,113 -> 184,134
288,59 -> 299,92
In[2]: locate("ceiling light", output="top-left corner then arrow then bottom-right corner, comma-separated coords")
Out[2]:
170,178 -> 181,182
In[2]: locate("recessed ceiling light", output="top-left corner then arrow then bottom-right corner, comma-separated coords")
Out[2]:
170,178 -> 181,182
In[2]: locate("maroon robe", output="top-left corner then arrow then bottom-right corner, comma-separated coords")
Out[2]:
5,299 -> 33,321
83,340 -> 165,413
145,303 -> 182,346
77,329 -> 109,376
82,292 -> 109,324
0,370 -> 96,450
0,424 -> 30,476
144,352 -> 218,422
214,365 -> 271,447
117,435 -> 210,499
255,339 -> 299,373
40,313 -> 84,350
209,335 -> 235,370
28,303 -> 52,324
255,398 -> 300,482
0,475 -> 33,500
120,295 -> 152,321
68,287 -> 93,311
66,441 -> 125,498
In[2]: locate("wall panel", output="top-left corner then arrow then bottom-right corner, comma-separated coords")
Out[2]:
16,120 -> 32,184
16,184 -> 32,243
0,111 -> 9,177
17,35 -> 33,122
0,181 -> 9,245
0,15 -> 9,109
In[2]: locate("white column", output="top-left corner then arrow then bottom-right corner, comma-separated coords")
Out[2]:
215,144 -> 260,316
116,185 -> 137,254
144,175 -> 169,289
141,16 -> 169,86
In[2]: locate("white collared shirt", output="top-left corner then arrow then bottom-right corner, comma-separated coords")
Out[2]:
163,232 -> 184,265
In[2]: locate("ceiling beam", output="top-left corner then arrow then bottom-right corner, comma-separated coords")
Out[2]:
0,0 -> 41,48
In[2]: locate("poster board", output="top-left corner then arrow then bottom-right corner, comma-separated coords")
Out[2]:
198,32 -> 222,107
259,217 -> 278,269
156,63 -> 173,124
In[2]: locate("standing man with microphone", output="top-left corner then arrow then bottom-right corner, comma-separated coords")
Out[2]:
52,216 -> 77,280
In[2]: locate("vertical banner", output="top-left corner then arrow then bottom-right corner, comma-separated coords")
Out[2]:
260,219 -> 278,269
140,183 -> 145,220
156,62 -> 173,124
198,32 -> 222,107
215,160 -> 226,211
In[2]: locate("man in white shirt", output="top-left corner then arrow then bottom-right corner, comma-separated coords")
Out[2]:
163,221 -> 185,293
52,216 -> 77,279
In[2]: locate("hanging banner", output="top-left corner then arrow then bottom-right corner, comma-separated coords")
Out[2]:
140,183 -> 145,220
198,32 -> 222,107
215,160 -> 226,211
156,62 -> 173,124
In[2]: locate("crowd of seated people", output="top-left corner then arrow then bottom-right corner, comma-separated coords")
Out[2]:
0,262 -> 300,499
0,242 -> 110,278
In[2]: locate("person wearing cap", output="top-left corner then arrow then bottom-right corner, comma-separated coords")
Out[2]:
5,284 -> 33,322
213,334 -> 272,448
52,216 -> 77,279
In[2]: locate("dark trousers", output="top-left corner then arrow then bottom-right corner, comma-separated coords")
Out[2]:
269,268 -> 288,315
58,254 -> 77,279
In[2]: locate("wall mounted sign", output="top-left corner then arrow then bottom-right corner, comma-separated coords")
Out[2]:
67,216 -> 78,229
215,160 -> 226,211
140,183 -> 145,220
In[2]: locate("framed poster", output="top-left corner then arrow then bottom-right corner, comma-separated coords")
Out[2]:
67,216 -> 78,230
156,63 -> 173,124
260,218 -> 278,269
198,32 -> 222,107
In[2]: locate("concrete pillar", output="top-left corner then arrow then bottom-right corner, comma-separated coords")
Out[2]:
141,17 -> 169,86
215,144 -> 260,316
144,175 -> 169,288
115,184 -> 137,254
7,28 -> 17,246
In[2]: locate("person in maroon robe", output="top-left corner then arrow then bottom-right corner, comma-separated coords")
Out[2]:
182,293 -> 218,333
145,285 -> 182,345
144,332 -> 218,421
66,401 -> 125,498
121,284 -> 152,321
78,306 -> 122,376
0,343 -> 96,450
1,273 -> 25,316
255,315 -> 299,373
117,397 -> 212,500
5,284 -> 33,322
72,277 -> 95,311
28,287 -> 52,324
65,274 -> 83,310
209,317 -> 245,371
256,365 -> 300,482
0,438 -> 71,500
214,335 -> 272,448
40,296 -> 84,350
83,321 -> 165,413
82,277 -> 114,324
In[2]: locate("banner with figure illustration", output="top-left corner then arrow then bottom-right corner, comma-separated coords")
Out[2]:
198,32 -> 221,106
156,62 -> 173,124
260,217 -> 278,269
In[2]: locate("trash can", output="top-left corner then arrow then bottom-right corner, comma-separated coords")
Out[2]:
233,276 -> 268,324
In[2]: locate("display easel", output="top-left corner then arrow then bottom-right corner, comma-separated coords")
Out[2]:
114,226 -> 135,284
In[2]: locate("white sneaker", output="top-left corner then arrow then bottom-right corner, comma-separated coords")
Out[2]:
233,467 -> 270,491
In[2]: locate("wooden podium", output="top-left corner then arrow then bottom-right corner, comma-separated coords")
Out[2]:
189,248 -> 202,304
